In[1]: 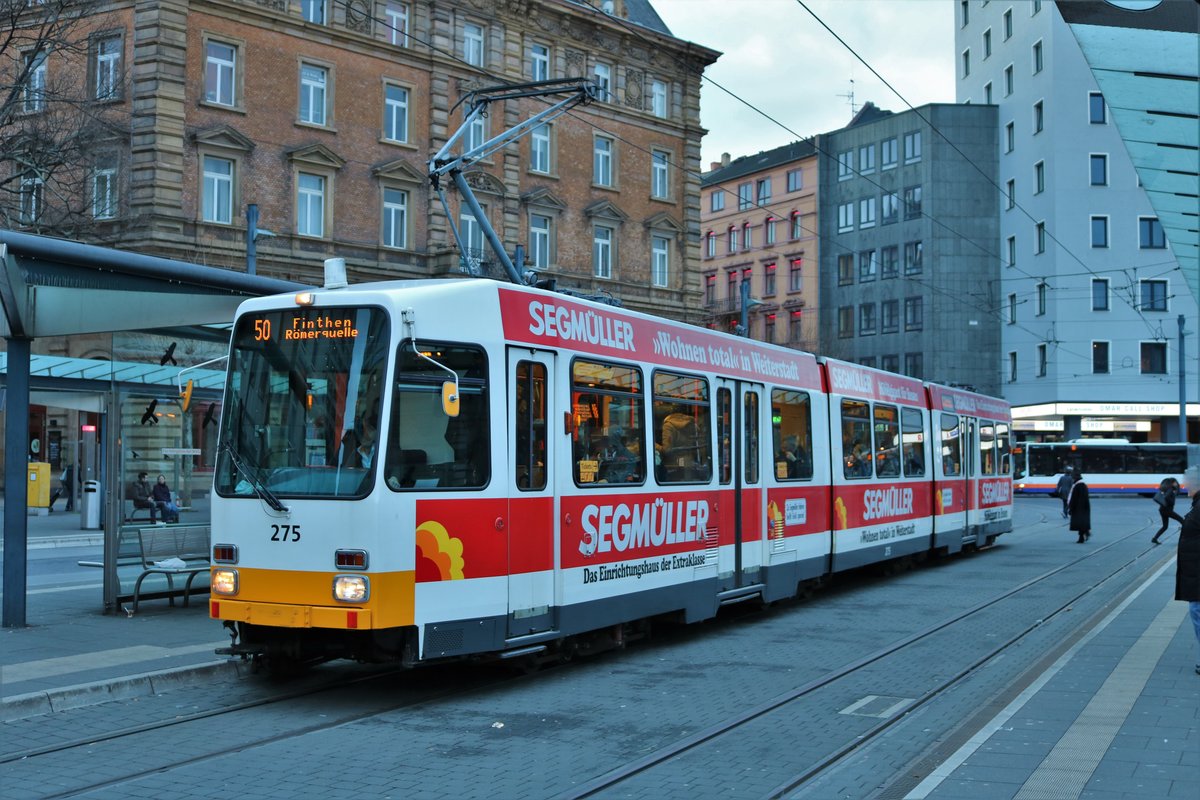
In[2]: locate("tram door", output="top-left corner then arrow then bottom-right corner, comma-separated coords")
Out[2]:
506,350 -> 557,637
715,380 -> 764,589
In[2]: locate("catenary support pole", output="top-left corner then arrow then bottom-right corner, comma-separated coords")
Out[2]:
1179,314 -> 1187,441
3,337 -> 31,628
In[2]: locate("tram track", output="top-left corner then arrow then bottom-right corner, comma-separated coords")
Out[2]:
554,518 -> 1174,800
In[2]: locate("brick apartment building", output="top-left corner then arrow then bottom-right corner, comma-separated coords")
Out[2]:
698,140 -> 821,348
4,0 -> 718,321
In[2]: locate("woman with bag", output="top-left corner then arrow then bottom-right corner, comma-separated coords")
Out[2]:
1175,494 -> 1200,675
1067,468 -> 1091,543
1152,476 -> 1185,545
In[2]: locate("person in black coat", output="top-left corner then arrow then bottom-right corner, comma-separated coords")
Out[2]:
1067,468 -> 1090,543
1175,494 -> 1200,675
1151,477 -> 1185,545
1055,468 -> 1074,519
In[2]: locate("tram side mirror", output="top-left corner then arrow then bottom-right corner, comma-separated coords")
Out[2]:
442,381 -> 460,418
180,379 -> 194,413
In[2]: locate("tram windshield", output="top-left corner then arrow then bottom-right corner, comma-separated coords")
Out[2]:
215,306 -> 390,499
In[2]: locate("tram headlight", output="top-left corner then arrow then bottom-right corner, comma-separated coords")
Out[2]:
333,575 -> 369,603
211,569 -> 239,596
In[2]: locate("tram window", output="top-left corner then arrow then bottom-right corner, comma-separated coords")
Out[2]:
571,359 -> 645,487
771,389 -> 813,480
941,413 -> 962,476
717,388 -> 732,485
980,423 -> 996,475
874,404 -> 900,478
901,407 -> 926,477
743,391 -> 760,484
996,423 -> 1011,475
514,361 -> 547,491
387,343 -> 489,490
842,400 -> 872,479
653,371 -> 711,484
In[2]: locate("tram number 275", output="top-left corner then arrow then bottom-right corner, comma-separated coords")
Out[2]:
270,524 -> 301,542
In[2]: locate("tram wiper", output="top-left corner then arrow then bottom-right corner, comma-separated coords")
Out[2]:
222,441 -> 289,514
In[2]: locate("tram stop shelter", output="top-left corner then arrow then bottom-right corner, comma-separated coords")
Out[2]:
1,229 -> 305,627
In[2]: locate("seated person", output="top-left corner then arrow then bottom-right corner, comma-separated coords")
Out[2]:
129,472 -> 157,522
601,429 -> 641,483
778,436 -> 809,478
152,474 -> 180,523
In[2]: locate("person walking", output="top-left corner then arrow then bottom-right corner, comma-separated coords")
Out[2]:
1174,494 -> 1200,675
48,463 -> 75,512
1055,468 -> 1074,519
1152,476 -> 1185,545
1067,468 -> 1091,543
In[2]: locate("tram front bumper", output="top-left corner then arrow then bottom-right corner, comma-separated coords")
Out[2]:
211,599 -> 374,630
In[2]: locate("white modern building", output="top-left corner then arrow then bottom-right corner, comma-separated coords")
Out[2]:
955,0 -> 1198,442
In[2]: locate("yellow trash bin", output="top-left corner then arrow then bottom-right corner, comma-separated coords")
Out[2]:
28,462 -> 51,508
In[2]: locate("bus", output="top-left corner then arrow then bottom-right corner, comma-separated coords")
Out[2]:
1013,439 -> 1190,495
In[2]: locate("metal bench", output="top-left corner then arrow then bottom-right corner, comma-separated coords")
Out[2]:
130,525 -> 211,613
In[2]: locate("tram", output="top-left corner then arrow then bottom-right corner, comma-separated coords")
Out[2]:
208,271 -> 1012,668
1013,439 -> 1190,495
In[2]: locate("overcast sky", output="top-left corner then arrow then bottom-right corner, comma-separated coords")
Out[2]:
650,0 -> 956,168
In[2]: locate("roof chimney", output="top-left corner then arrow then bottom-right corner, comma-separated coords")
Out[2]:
721,152 -> 731,167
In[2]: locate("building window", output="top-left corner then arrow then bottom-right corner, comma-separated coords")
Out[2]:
880,245 -> 899,279
1092,341 -> 1110,374
1033,100 -> 1044,133
789,259 -> 803,292
460,211 -> 485,263
787,168 -> 802,192
651,236 -> 669,287
651,150 -> 670,199
1035,221 -> 1046,254
1140,280 -> 1167,311
1004,64 -> 1014,96
790,211 -> 803,239
383,84 -> 409,143
1089,92 -> 1106,124
593,62 -> 611,101
385,3 -> 410,46
710,190 -> 725,212
859,145 -> 875,174
1139,217 -> 1166,249
299,63 -> 328,126
1036,343 -> 1047,377
904,241 -> 923,275
858,249 -> 877,281
530,123 -> 551,173
764,262 -> 777,296
960,0 -> 969,27
704,275 -> 716,305
593,135 -> 613,186
903,185 -> 922,218
23,50 -> 47,113
1090,154 -> 1108,186
302,0 -> 326,25
737,182 -> 753,210
1091,215 -> 1109,248
904,296 -> 923,331
756,177 -> 771,205
904,131 -> 921,163
742,223 -> 752,250
859,303 -> 877,336
727,226 -> 737,253
463,22 -> 485,67
837,150 -> 853,180
1006,235 -> 1016,268
465,114 -> 487,153
1008,350 -> 1018,382
1092,278 -> 1110,311
297,172 -> 326,237
838,253 -> 854,286
20,174 -> 43,224
838,202 -> 854,233
1036,282 -> 1047,315
92,160 -> 118,220
705,232 -> 715,258
1003,8 -> 1013,39
205,40 -> 237,106
1032,40 -> 1043,74
727,270 -> 737,301
838,306 -> 853,339
859,197 -> 876,229
1005,178 -> 1015,210
882,192 -> 899,224
1141,342 -> 1166,375
983,28 -> 992,58
984,82 -> 993,104
1007,293 -> 1017,324
593,225 -> 613,278
881,138 -> 898,169
961,49 -> 970,78
382,187 -> 408,249
93,35 -> 122,101
904,353 -> 923,379
881,300 -> 899,334
530,43 -> 550,82
881,354 -> 899,373
651,79 -> 668,118
201,155 -> 234,224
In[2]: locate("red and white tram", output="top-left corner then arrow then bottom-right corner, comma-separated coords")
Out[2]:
208,277 -> 1012,668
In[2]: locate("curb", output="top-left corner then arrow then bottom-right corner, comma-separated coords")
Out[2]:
1,659 -> 246,722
